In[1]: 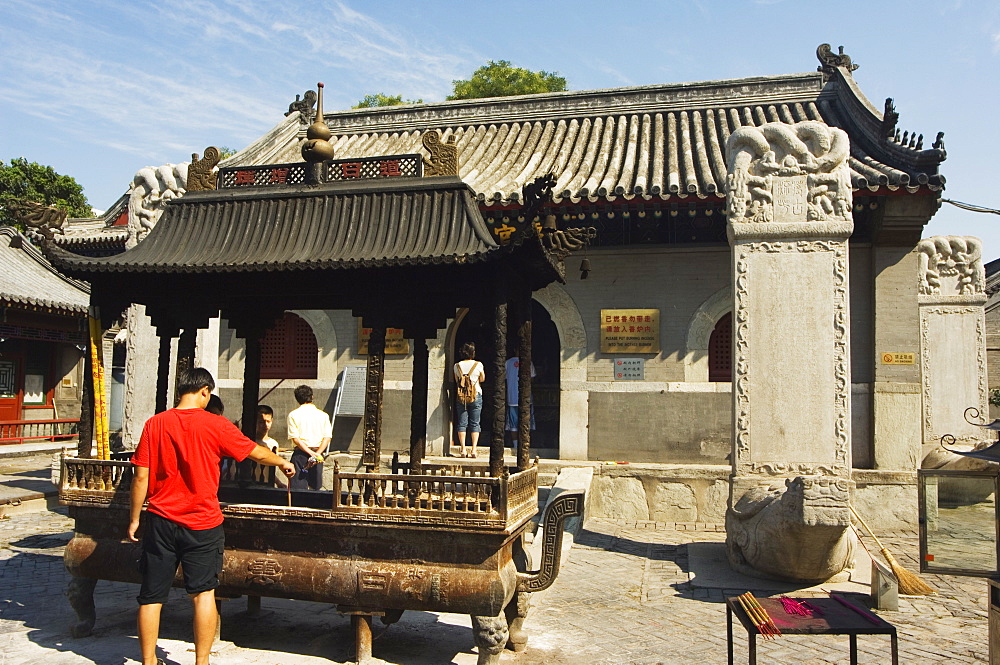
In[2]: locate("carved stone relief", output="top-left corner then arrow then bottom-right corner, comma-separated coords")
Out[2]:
726,122 -> 852,225
127,162 -> 189,247
916,236 -> 984,296
726,475 -> 855,581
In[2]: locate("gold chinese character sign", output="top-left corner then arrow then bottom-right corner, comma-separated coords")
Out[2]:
600,309 -> 660,354
358,323 -> 410,355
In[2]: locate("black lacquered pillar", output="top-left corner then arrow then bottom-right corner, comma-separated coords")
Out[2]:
363,323 -> 386,472
490,284 -> 508,477
514,288 -> 533,471
408,336 -> 429,474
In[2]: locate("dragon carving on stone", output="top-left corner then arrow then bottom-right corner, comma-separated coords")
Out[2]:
917,236 -> 984,296
127,162 -> 188,247
726,121 -> 852,224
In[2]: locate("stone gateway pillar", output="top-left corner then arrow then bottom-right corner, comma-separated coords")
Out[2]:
724,121 -> 855,582
917,236 -> 988,451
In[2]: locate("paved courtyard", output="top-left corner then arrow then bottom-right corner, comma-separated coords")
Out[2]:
0,503 -> 989,665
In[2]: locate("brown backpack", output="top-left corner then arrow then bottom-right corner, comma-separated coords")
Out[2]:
456,362 -> 480,404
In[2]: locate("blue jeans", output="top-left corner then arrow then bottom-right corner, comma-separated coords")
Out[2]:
455,393 -> 483,432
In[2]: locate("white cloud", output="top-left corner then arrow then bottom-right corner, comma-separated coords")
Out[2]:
0,0 -> 474,168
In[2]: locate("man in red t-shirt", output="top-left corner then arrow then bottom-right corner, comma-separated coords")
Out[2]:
127,367 -> 294,665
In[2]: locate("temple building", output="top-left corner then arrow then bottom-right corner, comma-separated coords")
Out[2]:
0,227 -> 90,445
57,45 -> 986,530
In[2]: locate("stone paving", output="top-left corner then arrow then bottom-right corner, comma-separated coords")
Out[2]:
0,507 -> 989,664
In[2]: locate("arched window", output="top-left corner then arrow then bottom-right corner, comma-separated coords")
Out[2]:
708,312 -> 732,382
260,312 -> 317,379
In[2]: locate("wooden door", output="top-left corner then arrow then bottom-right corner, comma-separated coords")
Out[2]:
0,355 -> 22,421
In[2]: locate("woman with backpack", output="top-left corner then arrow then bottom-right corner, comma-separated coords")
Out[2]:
453,342 -> 485,458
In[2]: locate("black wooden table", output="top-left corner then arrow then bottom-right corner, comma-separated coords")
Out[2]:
726,595 -> 898,665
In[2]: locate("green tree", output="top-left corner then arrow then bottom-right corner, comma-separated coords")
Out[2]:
0,158 -> 90,228
217,146 -> 238,159
448,60 -> 567,100
353,93 -> 422,109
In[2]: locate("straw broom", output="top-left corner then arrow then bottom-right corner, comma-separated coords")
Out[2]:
850,506 -> 935,596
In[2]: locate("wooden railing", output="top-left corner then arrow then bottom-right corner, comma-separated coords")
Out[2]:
0,418 -> 79,446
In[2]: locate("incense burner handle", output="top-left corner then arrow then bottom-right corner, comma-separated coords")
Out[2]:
516,489 -> 584,593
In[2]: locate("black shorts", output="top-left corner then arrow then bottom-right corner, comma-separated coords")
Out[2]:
137,511 -> 225,605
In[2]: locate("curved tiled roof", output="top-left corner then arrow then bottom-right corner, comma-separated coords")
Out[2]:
232,66 -> 944,206
0,226 -> 90,314
45,177 -> 550,276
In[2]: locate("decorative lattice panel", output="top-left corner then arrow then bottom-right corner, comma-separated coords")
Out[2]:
708,312 -> 732,383
0,360 -> 16,398
260,313 -> 317,379
219,163 -> 308,189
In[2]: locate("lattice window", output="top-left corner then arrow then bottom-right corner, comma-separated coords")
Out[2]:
708,312 -> 732,383
260,313 -> 317,379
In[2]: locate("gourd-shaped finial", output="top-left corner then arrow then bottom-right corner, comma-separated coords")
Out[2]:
301,82 -> 335,163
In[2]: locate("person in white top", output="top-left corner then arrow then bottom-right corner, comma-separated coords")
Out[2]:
453,342 -> 485,458
286,385 -> 332,490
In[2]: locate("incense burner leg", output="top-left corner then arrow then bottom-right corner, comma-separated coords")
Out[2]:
352,614 -> 374,664
246,594 -> 261,615
504,590 -> 530,652
471,611 -> 508,665
65,576 -> 97,638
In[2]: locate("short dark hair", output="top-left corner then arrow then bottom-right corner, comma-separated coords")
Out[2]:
257,404 -> 273,416
206,394 -> 225,415
177,367 -> 215,396
293,385 -> 313,404
460,342 -> 476,361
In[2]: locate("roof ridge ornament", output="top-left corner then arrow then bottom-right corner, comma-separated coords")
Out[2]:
880,98 -> 899,143
286,89 -> 317,125
9,201 -> 67,240
301,82 -> 335,165
816,43 -> 859,82
187,147 -> 221,192
421,130 -> 459,177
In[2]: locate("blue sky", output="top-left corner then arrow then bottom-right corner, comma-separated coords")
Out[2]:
1,0 -> 998,253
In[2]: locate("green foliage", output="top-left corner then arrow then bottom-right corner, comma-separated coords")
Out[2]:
990,389 -> 1000,408
0,158 -> 90,229
217,146 -> 238,159
353,93 -> 422,109
448,60 -> 567,100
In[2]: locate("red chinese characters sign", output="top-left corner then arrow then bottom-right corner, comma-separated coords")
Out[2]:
358,323 -> 410,355
600,309 -> 660,353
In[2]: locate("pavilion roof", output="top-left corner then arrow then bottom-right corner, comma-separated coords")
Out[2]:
0,226 -> 90,315
45,176 -> 556,278
227,64 -> 945,207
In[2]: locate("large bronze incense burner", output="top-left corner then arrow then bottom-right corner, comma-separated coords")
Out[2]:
50,99 -> 590,664
61,457 -> 580,663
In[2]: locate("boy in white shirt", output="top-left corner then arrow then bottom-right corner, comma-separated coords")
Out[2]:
286,385 -> 332,490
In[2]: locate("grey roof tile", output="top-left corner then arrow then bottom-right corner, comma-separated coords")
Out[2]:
232,69 -> 943,205
0,227 -> 90,313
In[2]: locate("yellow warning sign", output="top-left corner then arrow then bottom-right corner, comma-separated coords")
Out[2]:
881,352 -> 915,365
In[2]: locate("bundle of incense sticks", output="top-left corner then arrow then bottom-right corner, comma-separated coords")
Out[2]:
779,596 -> 813,616
737,593 -> 781,639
